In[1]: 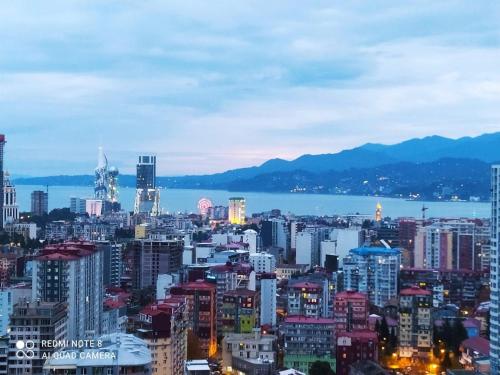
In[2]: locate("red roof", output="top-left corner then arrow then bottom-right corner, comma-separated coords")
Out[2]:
337,329 -> 378,341
141,296 -> 187,316
174,280 -> 216,291
285,315 -> 335,325
400,286 -> 431,296
224,289 -> 257,297
210,262 -> 252,274
291,282 -> 321,290
335,290 -> 368,300
36,242 -> 98,261
461,336 -> 489,355
104,299 -> 126,310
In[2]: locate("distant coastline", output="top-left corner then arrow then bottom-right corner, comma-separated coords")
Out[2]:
13,178 -> 489,204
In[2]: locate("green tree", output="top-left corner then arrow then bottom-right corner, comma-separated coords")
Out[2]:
309,361 -> 335,375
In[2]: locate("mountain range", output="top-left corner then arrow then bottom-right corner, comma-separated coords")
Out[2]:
14,132 -> 500,200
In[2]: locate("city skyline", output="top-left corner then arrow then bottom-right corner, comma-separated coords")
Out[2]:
1,1 -> 500,175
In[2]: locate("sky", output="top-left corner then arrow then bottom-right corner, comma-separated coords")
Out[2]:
1,1 -> 500,176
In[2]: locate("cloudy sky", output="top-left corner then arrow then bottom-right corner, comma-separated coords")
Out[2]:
1,1 -> 500,176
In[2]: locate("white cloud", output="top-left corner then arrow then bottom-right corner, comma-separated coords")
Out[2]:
0,1 -> 499,175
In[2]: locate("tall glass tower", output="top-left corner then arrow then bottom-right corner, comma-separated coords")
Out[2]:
136,155 -> 156,189
134,155 -> 160,215
491,165 -> 500,373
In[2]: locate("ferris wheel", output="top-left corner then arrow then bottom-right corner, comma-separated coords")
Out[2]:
197,197 -> 213,215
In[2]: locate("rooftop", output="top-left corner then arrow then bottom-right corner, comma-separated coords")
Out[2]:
36,241 -> 98,261
337,329 -> 378,340
285,315 -> 335,325
350,247 -> 401,256
43,333 -> 152,368
223,332 -> 277,344
224,288 -> 257,297
400,286 -> 432,296
277,263 -> 308,269
335,290 -> 368,300
290,281 -> 321,290
461,336 -> 490,356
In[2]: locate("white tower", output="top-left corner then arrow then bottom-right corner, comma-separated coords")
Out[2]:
94,146 -> 109,201
2,172 -> 19,225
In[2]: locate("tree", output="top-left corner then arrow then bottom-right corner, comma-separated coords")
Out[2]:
441,351 -> 452,369
375,316 -> 397,358
451,319 -> 468,355
309,361 -> 335,375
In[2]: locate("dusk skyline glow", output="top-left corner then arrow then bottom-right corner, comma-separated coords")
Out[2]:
1,1 -> 500,176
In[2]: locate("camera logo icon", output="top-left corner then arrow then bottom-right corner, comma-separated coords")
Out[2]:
15,340 -> 35,359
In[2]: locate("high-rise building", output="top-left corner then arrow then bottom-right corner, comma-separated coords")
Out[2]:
132,239 -> 183,289
209,263 -> 251,337
334,290 -> 369,334
414,219 -> 487,271
99,241 -> 123,288
259,273 -> 277,327
222,289 -> 259,334
295,230 -> 319,269
490,165 -> 500,373
0,335 -> 7,375
94,147 -> 120,212
414,225 -> 453,269
134,155 -> 160,215
31,190 -> 48,216
295,226 -> 330,269
249,252 -> 276,273
283,316 -> 336,374
287,281 -> 325,319
398,286 -> 432,358
95,146 -> 109,201
261,218 -> 290,257
242,229 -> 258,253
31,242 -> 103,340
137,295 -> 188,375
398,218 -> 418,267
170,280 -> 217,358
336,330 -> 379,375
137,155 -> 156,189
69,196 -> 87,214
343,247 -> 400,307
222,331 -> 277,375
8,301 -> 67,375
0,135 -> 5,229
2,173 -> 18,226
320,228 -> 363,269
228,197 -> 245,225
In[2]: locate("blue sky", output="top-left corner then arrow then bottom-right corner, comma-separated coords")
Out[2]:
1,1 -> 500,176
